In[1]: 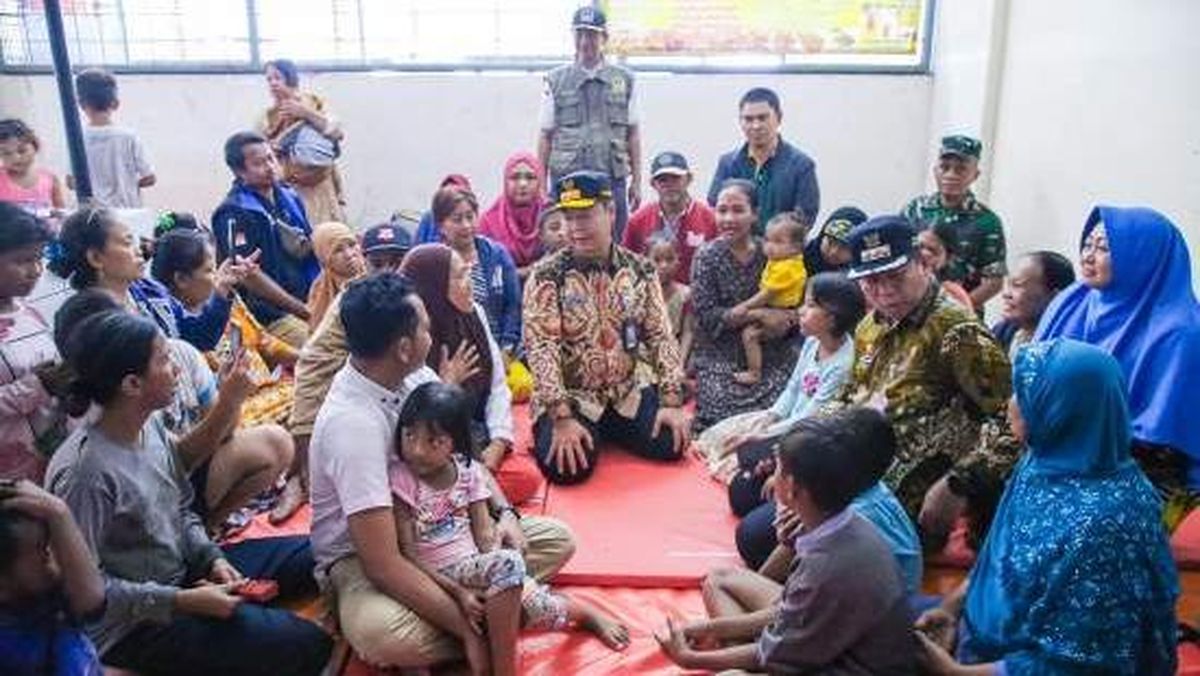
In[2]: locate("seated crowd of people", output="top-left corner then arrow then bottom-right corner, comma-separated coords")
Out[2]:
2,8 -> 1199,675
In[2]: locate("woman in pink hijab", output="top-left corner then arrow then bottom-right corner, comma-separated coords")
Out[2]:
478,152 -> 547,275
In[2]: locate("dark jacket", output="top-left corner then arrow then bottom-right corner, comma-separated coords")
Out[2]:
211,181 -> 319,326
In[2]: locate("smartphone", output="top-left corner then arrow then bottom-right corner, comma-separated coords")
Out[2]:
229,324 -> 243,357
236,579 -> 279,603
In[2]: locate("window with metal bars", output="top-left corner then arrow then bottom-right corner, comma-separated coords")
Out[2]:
0,0 -> 932,74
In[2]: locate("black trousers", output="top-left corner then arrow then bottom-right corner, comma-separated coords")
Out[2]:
533,386 -> 681,485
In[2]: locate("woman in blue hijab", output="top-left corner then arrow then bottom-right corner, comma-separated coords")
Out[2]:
1036,206 -> 1200,527
916,339 -> 1178,675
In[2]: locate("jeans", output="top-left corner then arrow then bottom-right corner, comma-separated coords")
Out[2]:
533,386 -> 681,485
103,536 -> 331,676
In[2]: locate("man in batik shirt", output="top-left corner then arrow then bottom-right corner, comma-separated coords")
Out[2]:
524,171 -> 690,485
843,215 -> 1016,546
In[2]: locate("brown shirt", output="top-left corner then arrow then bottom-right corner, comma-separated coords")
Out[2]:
523,245 -> 684,421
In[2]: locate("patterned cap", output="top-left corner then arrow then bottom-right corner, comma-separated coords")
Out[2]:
846,215 -> 917,280
361,222 -> 413,254
821,206 -> 869,245
571,5 -> 607,32
939,135 -> 982,160
555,171 -> 613,210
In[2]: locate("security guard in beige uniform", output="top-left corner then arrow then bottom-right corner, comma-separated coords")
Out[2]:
537,5 -> 642,240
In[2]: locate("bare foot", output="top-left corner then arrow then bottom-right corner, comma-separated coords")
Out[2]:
733,370 -> 761,385
269,474 -> 306,524
581,607 -> 631,651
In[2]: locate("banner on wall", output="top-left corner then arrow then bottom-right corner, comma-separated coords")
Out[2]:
605,0 -> 925,64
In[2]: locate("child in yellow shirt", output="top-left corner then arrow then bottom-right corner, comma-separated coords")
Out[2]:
733,212 -> 808,384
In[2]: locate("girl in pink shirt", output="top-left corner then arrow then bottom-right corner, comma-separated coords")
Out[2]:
0,120 -> 66,223
391,382 -> 628,676
0,204 -> 65,482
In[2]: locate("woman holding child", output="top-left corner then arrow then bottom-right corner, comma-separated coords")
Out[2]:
261,59 -> 346,224
690,179 -> 799,430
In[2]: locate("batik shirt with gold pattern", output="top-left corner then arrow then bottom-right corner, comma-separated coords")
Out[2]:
843,282 -> 1017,517
524,246 -> 685,422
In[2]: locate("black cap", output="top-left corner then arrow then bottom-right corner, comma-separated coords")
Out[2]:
571,5 -> 607,32
555,170 -> 613,210
846,215 -> 917,280
361,222 -> 413,255
650,151 -> 690,179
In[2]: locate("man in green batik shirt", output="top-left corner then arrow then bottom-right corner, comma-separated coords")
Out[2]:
902,135 -> 1007,311
842,216 -> 1017,549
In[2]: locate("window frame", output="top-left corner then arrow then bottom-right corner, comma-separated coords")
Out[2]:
0,0 -> 936,76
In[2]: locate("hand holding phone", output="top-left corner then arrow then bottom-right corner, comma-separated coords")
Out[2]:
235,579 -> 279,604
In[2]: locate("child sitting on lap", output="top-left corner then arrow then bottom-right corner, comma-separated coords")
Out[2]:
391,381 -> 629,676
657,413 -> 915,673
0,479 -> 105,675
732,212 -> 808,384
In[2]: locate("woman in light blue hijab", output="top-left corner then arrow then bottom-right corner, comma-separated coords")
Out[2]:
917,339 -> 1178,675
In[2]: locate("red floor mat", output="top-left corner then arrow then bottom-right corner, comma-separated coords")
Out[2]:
342,585 -> 710,676
541,450 -> 742,588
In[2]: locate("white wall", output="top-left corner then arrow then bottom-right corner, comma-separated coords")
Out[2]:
3,0 -> 1198,292
0,70 -> 930,229
985,0 -> 1200,288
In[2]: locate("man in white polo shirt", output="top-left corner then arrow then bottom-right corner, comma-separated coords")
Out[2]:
308,272 -> 574,669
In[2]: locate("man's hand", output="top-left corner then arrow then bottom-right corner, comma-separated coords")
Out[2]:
628,180 -> 642,213
176,583 -> 243,619
481,439 -> 508,473
495,510 -> 527,554
439,342 -> 481,385
914,606 -> 958,653
550,417 -> 593,478
653,406 -> 692,457
208,558 -> 245,585
214,249 -> 261,298
919,475 -> 966,541
915,630 -> 962,676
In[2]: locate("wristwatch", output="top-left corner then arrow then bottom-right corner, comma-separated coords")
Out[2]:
493,505 -> 522,521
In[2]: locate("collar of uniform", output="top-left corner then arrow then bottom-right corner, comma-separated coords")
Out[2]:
933,190 -> 979,212
874,277 -> 941,332
575,59 -> 608,81
563,243 -> 619,274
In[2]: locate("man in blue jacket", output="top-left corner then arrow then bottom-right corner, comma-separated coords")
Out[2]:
707,87 -> 820,234
212,131 -> 319,347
